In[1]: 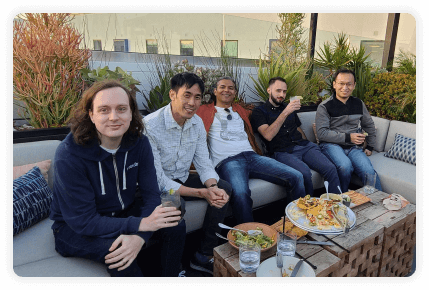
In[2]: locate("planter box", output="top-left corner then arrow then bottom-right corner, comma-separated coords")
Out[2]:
13,127 -> 70,144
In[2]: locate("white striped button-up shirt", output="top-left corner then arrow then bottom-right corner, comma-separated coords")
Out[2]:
143,104 -> 219,192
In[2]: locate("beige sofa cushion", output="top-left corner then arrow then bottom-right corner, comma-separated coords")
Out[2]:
13,160 -> 51,183
297,111 -> 317,143
371,116 -> 390,152
384,120 -> 416,152
14,140 -> 61,189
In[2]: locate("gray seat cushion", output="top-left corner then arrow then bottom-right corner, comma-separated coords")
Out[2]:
297,111 -> 317,143
368,152 -> 416,204
371,116 -> 391,153
384,120 -> 416,152
13,218 -> 108,277
14,256 -> 109,277
14,140 -> 61,189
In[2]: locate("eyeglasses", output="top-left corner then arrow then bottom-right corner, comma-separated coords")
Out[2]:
335,82 -> 354,88
224,108 -> 232,120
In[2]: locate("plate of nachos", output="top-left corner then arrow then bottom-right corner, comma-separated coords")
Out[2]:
286,195 -> 356,234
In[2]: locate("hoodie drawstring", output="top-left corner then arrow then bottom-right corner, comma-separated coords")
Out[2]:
122,151 -> 128,190
99,162 -> 106,195
98,150 -> 128,195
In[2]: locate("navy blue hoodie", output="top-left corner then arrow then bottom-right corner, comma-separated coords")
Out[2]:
50,132 -> 161,243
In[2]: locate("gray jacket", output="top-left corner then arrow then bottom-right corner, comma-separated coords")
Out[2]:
315,95 -> 376,151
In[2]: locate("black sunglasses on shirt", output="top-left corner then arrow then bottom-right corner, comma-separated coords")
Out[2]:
224,108 -> 232,120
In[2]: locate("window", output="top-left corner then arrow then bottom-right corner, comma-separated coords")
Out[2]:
221,40 -> 238,58
180,40 -> 194,56
146,39 -> 158,54
93,40 -> 102,51
114,39 -> 129,52
269,39 -> 282,55
361,40 -> 385,68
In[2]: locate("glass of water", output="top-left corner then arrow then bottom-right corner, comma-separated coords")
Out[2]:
363,172 -> 377,194
160,189 -> 184,223
239,241 -> 261,273
289,96 -> 301,104
277,232 -> 297,256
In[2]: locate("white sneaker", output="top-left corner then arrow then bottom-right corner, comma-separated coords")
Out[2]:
178,270 -> 186,277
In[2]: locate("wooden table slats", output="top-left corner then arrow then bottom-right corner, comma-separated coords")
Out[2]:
213,188 -> 416,277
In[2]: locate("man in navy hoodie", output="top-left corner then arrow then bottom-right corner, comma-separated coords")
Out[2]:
50,80 -> 186,277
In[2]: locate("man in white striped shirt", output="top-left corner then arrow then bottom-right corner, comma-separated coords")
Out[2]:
143,72 -> 231,275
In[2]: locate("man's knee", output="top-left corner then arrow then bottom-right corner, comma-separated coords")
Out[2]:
338,162 -> 353,177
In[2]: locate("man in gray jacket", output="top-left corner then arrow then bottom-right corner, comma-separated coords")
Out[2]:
315,68 -> 382,192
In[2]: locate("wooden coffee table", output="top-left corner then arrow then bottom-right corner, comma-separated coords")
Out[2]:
213,188 -> 416,277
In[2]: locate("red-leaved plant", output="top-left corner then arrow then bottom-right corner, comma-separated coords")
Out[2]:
13,13 -> 91,128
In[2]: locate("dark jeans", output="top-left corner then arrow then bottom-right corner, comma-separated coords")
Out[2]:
175,174 -> 232,257
52,197 -> 186,277
274,142 -> 342,196
215,151 -> 306,224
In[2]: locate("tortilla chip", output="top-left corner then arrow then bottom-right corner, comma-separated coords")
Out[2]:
307,204 -> 323,217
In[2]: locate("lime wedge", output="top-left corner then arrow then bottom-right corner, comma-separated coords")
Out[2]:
169,189 -> 174,195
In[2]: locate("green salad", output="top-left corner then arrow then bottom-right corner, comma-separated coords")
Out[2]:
232,227 -> 274,249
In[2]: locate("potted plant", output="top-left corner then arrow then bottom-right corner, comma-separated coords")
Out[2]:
13,13 -> 91,143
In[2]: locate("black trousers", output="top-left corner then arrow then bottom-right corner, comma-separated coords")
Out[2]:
175,174 -> 232,256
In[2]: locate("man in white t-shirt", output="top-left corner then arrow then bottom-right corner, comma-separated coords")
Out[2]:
196,77 -> 306,224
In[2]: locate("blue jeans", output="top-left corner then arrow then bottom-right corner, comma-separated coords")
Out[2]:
274,142 -> 341,196
319,143 -> 382,193
215,151 -> 306,224
52,196 -> 186,277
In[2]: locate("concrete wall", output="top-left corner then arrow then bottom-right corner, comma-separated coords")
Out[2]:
13,51 -> 260,120
89,51 -> 260,110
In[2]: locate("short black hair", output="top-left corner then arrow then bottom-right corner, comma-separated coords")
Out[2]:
268,77 -> 287,87
210,76 -> 237,103
333,68 -> 356,83
170,72 -> 205,95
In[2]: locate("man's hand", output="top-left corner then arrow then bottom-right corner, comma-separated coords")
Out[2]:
138,205 -> 181,232
200,187 -> 228,209
208,187 -> 229,208
105,234 -> 144,271
364,149 -> 372,156
283,99 -> 301,116
350,133 -> 366,145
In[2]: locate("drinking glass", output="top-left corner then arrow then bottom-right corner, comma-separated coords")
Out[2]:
277,232 -> 297,256
289,96 -> 301,104
160,190 -> 183,223
239,241 -> 261,273
363,173 -> 377,194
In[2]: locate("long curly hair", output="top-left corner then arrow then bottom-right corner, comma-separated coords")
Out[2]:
69,79 -> 143,145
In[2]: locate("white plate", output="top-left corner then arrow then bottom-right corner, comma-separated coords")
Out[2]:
285,198 -> 356,235
256,256 -> 316,277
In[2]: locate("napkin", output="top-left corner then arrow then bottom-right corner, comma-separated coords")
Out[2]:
382,193 -> 409,210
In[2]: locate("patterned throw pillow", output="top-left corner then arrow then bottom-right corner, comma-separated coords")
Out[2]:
384,133 -> 416,165
13,166 -> 53,236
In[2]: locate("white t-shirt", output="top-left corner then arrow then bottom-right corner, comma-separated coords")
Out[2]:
100,145 -> 120,154
208,106 -> 254,167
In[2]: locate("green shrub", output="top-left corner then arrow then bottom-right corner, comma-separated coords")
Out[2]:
364,72 -> 416,123
80,66 -> 141,97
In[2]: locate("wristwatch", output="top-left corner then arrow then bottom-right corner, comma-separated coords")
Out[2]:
209,183 -> 218,188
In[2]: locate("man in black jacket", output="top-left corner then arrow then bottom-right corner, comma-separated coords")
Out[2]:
315,68 -> 382,192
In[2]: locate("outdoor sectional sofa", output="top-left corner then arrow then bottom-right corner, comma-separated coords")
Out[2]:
13,111 -> 416,277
